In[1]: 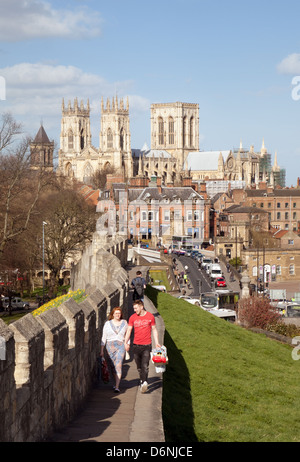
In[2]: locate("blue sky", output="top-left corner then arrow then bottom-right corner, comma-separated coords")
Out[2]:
1,0 -> 300,185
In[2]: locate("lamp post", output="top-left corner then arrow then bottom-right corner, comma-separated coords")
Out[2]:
42,221 -> 47,303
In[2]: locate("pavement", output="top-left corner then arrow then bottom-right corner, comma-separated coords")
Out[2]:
47,265 -> 165,443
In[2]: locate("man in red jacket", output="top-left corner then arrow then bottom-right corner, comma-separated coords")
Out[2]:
125,299 -> 160,393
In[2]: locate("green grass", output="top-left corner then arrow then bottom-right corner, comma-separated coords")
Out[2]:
0,312 -> 28,325
149,270 -> 171,291
146,286 -> 300,442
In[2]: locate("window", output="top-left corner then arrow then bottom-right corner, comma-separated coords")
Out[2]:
277,212 -> 281,219
268,202 -> 271,208
260,203 -> 264,208
183,116 -> 187,147
189,117 -> 194,147
120,128 -> 124,151
68,130 -> 74,149
276,265 -> 281,275
285,212 -> 289,220
174,210 -> 181,220
107,128 -> 113,149
164,210 -> 170,221
141,211 -> 147,221
293,202 -> 297,208
168,117 -> 174,145
158,117 -> 164,145
289,264 -> 295,275
187,210 -> 192,221
194,210 -> 200,221
148,211 -> 154,221
288,239 -> 294,245
293,212 -> 297,219
277,202 -> 281,208
285,202 -> 289,208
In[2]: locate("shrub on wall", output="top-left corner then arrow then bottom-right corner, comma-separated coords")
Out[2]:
238,296 -> 281,329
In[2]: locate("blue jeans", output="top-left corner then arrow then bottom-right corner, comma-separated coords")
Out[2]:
133,344 -> 151,383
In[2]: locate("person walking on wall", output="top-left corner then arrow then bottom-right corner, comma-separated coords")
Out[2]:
131,270 -> 147,301
100,307 -> 128,393
124,299 -> 160,393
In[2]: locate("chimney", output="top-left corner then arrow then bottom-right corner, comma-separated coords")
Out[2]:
129,176 -> 150,188
258,181 -> 267,190
199,182 -> 207,199
182,177 -> 192,187
157,176 -> 162,193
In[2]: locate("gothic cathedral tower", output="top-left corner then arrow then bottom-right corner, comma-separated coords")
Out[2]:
99,96 -> 133,179
60,98 -> 91,153
58,98 -> 96,181
150,102 -> 200,169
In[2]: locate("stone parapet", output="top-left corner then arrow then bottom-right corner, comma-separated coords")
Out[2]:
0,234 -> 129,442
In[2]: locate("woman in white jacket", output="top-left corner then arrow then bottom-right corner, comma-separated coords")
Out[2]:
100,307 -> 128,393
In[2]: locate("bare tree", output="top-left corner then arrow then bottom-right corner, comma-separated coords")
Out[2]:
42,187 -> 96,295
0,112 -> 54,259
90,164 -> 116,190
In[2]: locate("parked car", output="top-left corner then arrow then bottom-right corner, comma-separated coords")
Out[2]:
178,295 -> 200,306
216,277 -> 227,287
2,297 -> 30,311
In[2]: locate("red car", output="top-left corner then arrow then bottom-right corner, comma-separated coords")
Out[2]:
217,277 -> 226,287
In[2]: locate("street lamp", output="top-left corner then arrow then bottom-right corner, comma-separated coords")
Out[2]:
42,221 -> 47,303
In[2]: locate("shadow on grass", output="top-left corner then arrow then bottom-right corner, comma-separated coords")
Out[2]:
162,330 -> 198,442
146,286 -> 197,442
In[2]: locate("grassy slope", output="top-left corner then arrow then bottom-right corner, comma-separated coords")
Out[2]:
146,287 -> 300,442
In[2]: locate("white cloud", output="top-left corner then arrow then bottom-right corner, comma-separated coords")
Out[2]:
277,53 -> 300,75
0,0 -> 102,41
0,62 -> 150,146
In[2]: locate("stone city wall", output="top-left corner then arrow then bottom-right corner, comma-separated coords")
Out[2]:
0,234 -> 128,442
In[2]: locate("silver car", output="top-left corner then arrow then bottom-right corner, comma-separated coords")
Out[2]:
2,297 -> 30,311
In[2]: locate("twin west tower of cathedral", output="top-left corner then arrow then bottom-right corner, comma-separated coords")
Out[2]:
58,96 -> 132,183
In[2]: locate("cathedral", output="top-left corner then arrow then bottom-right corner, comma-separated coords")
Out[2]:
31,96 -> 285,189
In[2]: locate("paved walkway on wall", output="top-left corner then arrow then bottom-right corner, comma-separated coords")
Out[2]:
48,267 -> 165,443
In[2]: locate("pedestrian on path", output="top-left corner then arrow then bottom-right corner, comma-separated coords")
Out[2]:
100,307 -> 128,393
124,299 -> 160,394
131,270 -> 147,301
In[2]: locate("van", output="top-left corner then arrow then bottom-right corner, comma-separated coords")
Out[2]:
201,257 -> 212,269
210,263 -> 222,280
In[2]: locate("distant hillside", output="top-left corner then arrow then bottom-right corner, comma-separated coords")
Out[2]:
146,287 -> 300,442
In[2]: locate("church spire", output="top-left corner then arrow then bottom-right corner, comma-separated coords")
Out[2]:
261,138 -> 267,155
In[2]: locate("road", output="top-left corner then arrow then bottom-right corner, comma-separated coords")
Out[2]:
177,255 -> 213,296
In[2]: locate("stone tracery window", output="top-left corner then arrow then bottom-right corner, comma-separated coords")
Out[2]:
107,128 -> 113,149
68,130 -> 74,150
158,117 -> 164,145
80,128 -> 85,150
169,117 -> 174,145
183,116 -> 187,147
120,128 -> 124,151
189,116 -> 194,147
